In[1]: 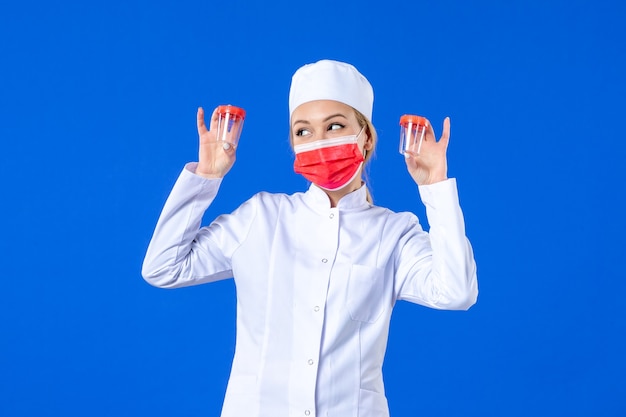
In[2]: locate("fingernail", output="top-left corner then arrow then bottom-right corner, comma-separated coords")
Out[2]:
222,143 -> 231,150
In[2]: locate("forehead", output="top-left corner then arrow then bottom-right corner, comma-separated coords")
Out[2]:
291,100 -> 355,123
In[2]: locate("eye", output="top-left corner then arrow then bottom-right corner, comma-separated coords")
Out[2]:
295,128 -> 311,137
327,123 -> 344,131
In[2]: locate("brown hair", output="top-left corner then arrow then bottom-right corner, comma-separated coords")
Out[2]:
354,108 -> 377,204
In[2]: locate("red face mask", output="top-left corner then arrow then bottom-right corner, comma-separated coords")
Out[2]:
293,129 -> 365,191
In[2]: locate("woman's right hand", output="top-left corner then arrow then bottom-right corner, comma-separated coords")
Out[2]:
195,106 -> 237,178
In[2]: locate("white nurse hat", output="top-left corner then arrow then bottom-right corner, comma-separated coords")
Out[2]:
288,59 -> 374,121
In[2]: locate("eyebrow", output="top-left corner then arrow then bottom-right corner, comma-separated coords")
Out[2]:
292,113 -> 348,126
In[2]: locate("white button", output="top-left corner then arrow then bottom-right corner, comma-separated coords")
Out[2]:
308,359 -> 314,365
313,306 -> 320,312
304,410 -> 311,416
329,213 -> 335,219
321,258 -> 328,263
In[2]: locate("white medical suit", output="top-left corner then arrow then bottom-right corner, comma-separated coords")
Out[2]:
142,162 -> 478,417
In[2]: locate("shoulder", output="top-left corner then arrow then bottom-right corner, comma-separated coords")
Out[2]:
369,203 -> 418,222
245,190 -> 308,212
365,204 -> 422,236
252,190 -> 304,203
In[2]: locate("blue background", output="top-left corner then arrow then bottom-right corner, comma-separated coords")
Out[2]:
2,0 -> 625,415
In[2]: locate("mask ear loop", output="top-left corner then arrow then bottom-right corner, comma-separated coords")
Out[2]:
357,125 -> 367,159
355,125 -> 365,140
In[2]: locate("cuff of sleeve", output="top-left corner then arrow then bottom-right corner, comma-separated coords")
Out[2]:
181,162 -> 223,194
418,178 -> 459,211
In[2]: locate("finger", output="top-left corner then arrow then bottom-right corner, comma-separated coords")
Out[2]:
209,107 -> 220,132
197,107 -> 208,135
404,151 -> 419,168
424,118 -> 436,142
439,117 -> 451,148
222,141 -> 237,162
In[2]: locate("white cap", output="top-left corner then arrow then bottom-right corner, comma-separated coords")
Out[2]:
289,59 -> 374,121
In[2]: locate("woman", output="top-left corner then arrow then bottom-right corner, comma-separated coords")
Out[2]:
142,59 -> 478,417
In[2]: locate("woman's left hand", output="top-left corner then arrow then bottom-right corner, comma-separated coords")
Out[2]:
405,117 -> 450,186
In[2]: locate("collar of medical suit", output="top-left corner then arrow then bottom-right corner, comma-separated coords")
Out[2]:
304,182 -> 371,212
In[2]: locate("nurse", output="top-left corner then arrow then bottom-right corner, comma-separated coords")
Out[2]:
142,59 -> 478,417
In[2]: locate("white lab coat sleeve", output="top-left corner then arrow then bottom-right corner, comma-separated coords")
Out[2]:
395,178 -> 478,310
142,162 -> 256,289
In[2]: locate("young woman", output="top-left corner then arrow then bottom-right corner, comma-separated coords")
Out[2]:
142,59 -> 478,417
